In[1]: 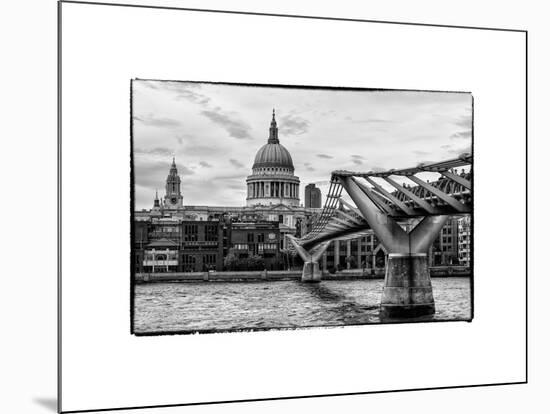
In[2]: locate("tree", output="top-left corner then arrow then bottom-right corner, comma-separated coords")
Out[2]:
345,255 -> 357,269
224,253 -> 238,271
280,248 -> 299,270
246,255 -> 265,271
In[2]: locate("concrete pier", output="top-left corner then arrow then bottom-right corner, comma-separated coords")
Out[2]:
339,176 -> 449,318
286,236 -> 331,283
301,261 -> 322,283
380,253 -> 435,318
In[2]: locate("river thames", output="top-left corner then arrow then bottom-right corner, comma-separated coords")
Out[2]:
133,277 -> 472,334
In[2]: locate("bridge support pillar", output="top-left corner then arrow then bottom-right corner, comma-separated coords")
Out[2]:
381,253 -> 435,318
286,236 -> 331,283
302,261 -> 322,283
339,176 -> 449,318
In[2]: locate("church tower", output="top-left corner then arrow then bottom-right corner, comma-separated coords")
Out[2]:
164,157 -> 183,209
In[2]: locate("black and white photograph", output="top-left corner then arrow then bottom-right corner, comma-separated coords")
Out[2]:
4,0 -> 531,412
131,80 -> 473,335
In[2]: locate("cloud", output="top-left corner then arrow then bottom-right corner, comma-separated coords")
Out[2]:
134,147 -> 174,157
173,86 -> 211,106
229,159 -> 245,168
182,144 -> 225,156
441,144 -> 451,149
454,114 -> 472,129
349,118 -> 390,124
450,130 -> 471,139
136,80 -> 161,90
351,154 -> 365,165
174,133 -> 195,145
134,113 -> 181,128
279,114 -> 310,135
201,110 -> 252,139
448,145 -> 472,156
316,154 -> 333,159
212,172 -> 248,181
178,165 -> 195,176
138,80 -> 212,106
304,162 -> 315,171
133,159 -> 194,193
199,161 -> 213,168
413,150 -> 430,156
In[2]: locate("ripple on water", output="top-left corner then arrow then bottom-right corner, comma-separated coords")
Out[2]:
133,278 -> 471,334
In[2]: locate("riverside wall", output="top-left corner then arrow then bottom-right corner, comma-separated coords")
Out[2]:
135,266 -> 470,283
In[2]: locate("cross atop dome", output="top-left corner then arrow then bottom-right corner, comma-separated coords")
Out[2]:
268,109 -> 279,144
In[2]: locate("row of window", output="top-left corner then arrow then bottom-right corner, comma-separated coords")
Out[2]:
233,243 -> 278,251
181,224 -> 218,241
247,233 -> 269,243
143,254 -> 178,261
254,167 -> 293,174
258,243 -> 277,251
178,254 -> 217,265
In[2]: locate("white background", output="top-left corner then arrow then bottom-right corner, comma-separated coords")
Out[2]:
1,0 -> 546,413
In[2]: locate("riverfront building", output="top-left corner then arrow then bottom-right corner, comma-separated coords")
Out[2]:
134,111 -> 318,272
134,110 -> 469,274
457,215 -> 472,267
430,217 -> 460,266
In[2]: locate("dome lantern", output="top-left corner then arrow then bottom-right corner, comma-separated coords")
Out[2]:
268,108 -> 279,144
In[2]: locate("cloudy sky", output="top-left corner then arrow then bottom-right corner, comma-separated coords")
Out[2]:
132,80 -> 472,210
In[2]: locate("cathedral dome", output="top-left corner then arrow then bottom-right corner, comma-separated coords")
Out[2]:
251,109 -> 294,171
246,110 -> 301,208
252,142 -> 294,170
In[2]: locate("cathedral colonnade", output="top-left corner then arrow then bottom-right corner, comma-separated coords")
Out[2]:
247,181 -> 300,200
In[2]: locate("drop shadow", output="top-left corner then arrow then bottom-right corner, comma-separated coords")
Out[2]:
32,397 -> 57,412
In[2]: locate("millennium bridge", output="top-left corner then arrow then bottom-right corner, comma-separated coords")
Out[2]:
287,153 -> 472,318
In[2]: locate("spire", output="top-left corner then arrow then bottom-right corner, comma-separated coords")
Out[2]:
268,109 -> 279,144
169,156 -> 178,174
153,189 -> 160,208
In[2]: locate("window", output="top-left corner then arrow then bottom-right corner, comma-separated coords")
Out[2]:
184,224 -> 198,241
257,233 -> 265,243
204,254 -> 217,265
279,215 -> 284,223
205,224 -> 218,242
247,233 -> 254,243
258,243 -> 277,252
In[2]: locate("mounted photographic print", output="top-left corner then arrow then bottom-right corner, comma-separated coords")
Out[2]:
59,2 -> 526,412
131,80 -> 473,335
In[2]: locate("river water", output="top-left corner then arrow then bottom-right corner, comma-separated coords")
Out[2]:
133,277 -> 472,334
